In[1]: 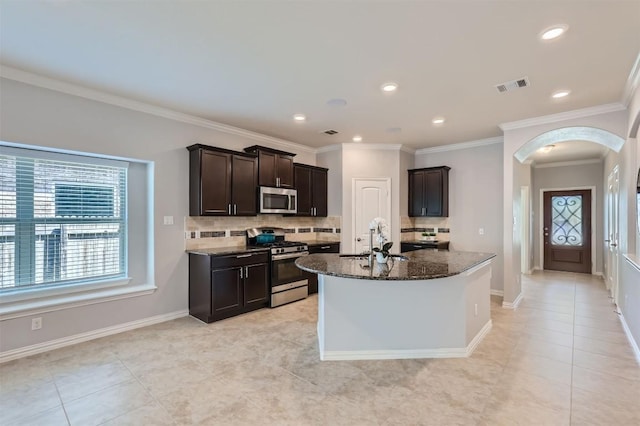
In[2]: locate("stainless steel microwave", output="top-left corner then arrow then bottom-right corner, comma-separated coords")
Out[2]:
259,186 -> 297,214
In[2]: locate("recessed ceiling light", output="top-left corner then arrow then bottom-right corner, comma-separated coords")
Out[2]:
538,145 -> 555,153
540,25 -> 568,40
551,90 -> 570,99
381,82 -> 398,92
293,114 -> 306,122
352,135 -> 363,142
432,117 -> 446,125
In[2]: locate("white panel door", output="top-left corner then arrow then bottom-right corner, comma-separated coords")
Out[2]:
353,178 -> 391,253
606,166 -> 619,304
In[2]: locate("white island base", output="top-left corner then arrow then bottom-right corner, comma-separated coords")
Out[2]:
317,260 -> 493,361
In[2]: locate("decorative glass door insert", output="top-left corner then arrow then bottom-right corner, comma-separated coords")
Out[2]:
551,195 -> 583,246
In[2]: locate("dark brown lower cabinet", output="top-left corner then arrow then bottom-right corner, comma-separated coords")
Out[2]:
306,243 -> 340,294
400,241 -> 450,252
189,251 -> 269,323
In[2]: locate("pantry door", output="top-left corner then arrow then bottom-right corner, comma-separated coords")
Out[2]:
353,178 -> 391,254
543,189 -> 592,274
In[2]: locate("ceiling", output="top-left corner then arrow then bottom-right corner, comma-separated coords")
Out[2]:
0,1 -> 638,150
528,140 -> 609,165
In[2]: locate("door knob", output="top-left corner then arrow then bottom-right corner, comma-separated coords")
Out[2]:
610,243 -> 618,247
356,237 -> 362,242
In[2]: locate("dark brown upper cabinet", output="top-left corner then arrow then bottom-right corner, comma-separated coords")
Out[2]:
408,166 -> 450,217
294,163 -> 328,217
243,145 -> 295,188
187,144 -> 258,216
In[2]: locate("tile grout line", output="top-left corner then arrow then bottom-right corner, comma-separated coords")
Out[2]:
569,277 -> 577,426
116,356 -> 179,426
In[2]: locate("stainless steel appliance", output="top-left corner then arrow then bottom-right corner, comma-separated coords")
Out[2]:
246,227 -> 308,307
259,187 -> 297,214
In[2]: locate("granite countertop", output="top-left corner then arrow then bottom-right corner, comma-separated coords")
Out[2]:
186,246 -> 269,256
301,240 -> 341,247
295,250 -> 496,281
402,240 -> 449,244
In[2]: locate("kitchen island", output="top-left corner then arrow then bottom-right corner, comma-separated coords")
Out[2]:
296,250 -> 496,360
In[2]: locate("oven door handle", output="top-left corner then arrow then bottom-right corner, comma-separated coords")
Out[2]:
272,251 -> 309,261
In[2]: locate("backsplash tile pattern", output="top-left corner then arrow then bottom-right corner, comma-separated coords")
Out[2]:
401,216 -> 451,242
185,215 -> 341,250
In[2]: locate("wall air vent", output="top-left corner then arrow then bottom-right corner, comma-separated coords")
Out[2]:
495,76 -> 530,93
323,129 -> 338,135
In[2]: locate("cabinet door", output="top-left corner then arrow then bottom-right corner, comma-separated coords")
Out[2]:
243,263 -> 269,308
425,169 -> 447,217
199,150 -> 232,215
408,170 -> 426,217
311,168 -> 328,217
258,151 -> 277,186
231,155 -> 258,216
211,267 -> 242,315
276,155 -> 294,188
294,165 -> 312,216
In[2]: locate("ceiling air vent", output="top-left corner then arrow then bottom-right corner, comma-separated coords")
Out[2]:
495,77 -> 530,93
323,129 -> 338,135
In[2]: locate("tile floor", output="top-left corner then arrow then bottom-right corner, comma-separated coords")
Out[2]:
1,271 -> 639,425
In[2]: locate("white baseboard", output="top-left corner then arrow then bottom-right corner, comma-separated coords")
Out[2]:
593,271 -> 605,279
619,312 -> 640,365
490,289 -> 504,297
321,320 -> 492,361
503,292 -> 523,309
0,309 -> 189,363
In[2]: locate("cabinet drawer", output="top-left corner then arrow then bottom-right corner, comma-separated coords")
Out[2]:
309,243 -> 340,254
211,251 -> 269,269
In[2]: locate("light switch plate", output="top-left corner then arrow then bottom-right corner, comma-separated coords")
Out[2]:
163,216 -> 174,225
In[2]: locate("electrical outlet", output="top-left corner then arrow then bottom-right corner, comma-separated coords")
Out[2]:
163,216 -> 174,225
474,304 -> 478,316
31,317 -> 42,330
479,228 -> 485,235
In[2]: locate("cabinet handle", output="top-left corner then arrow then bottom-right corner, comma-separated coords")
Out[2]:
228,204 -> 232,215
236,254 -> 252,258
413,245 -> 422,248
234,204 -> 237,215
276,177 -> 280,187
240,267 -> 243,279
245,266 -> 249,278
321,246 -> 330,249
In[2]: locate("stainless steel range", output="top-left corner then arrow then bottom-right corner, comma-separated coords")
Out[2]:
246,227 -> 309,307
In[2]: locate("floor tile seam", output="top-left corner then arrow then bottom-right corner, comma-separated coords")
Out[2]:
571,345 -> 638,363
51,373 -> 72,426
510,347 -> 574,367
59,376 -> 140,408
571,360 -> 640,383
116,357 -> 179,426
569,281 -> 576,426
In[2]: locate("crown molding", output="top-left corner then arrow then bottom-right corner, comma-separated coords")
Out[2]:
0,65 -> 317,154
533,158 -> 602,169
414,136 -> 503,155
499,103 -> 626,132
316,143 -> 415,154
622,51 -> 640,107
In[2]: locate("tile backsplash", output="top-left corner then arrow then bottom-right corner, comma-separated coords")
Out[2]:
185,215 -> 341,250
400,216 -> 450,242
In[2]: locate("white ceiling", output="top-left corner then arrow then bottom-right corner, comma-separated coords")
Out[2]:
0,1 -> 638,150
528,140 -> 609,165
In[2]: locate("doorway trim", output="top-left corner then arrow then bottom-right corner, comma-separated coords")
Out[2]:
538,186 -> 597,275
351,177 -> 392,253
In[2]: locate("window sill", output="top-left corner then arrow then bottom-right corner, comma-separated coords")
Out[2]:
0,281 -> 157,320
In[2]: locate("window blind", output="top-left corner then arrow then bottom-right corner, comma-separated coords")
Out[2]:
0,149 -> 127,291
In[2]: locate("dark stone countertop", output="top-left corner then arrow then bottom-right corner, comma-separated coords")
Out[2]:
186,246 -> 269,256
295,250 -> 496,281
300,240 -> 341,247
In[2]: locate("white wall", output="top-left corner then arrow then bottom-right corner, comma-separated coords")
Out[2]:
340,145 -> 403,253
531,161 -> 605,273
0,77 -> 315,354
317,148 -> 342,217
415,142 -> 504,292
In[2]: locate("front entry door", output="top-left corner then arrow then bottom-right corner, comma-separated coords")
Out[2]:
543,189 -> 592,274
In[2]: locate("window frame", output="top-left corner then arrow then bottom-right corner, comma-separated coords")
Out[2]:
0,143 -> 155,319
